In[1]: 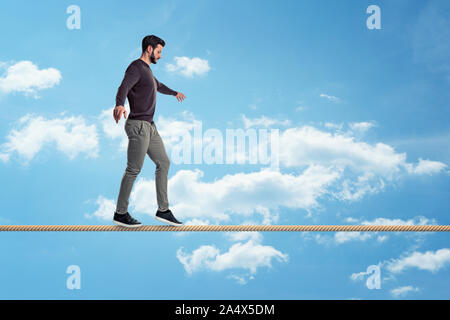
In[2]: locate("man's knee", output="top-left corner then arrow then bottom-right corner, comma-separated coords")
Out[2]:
125,164 -> 142,176
156,157 -> 170,171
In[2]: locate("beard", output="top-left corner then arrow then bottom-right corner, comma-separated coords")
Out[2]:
150,52 -> 157,64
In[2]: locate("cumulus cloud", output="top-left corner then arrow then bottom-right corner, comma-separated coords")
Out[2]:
0,113 -> 99,164
348,121 -> 376,133
279,126 -> 404,175
166,56 -> 210,77
385,248 -> 450,274
176,235 -> 288,283
278,125 -> 447,201
129,165 -> 339,223
87,163 -> 339,225
0,60 -> 61,98
404,158 -> 448,175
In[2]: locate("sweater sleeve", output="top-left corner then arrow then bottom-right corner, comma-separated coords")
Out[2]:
154,77 -> 178,96
115,64 -> 141,106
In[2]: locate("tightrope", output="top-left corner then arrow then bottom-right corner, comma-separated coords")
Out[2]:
0,225 -> 449,232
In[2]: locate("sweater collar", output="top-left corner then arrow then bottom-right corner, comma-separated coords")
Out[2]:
139,58 -> 151,69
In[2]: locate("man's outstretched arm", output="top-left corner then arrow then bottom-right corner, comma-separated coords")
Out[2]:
155,77 -> 186,102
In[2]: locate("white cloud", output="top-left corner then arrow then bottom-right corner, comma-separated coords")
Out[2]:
278,126 -> 447,201
0,60 -> 61,98
390,285 -> 419,298
177,245 -> 219,275
166,56 -> 210,77
320,93 -> 340,103
349,121 -> 376,133
279,126 -> 404,175
176,236 -> 288,280
386,248 -> 450,274
404,158 -> 448,175
0,113 -> 99,164
241,114 -> 291,129
130,165 -> 339,223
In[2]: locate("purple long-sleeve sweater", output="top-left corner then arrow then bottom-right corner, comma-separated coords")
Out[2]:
115,58 -> 178,123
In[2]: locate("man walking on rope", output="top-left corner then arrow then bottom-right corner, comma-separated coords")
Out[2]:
112,35 -> 185,228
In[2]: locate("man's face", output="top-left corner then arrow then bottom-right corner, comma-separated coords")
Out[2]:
150,44 -> 163,64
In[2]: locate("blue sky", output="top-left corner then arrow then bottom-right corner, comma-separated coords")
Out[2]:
0,0 -> 449,299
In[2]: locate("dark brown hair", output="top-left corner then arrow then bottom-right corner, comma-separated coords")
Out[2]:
142,35 -> 165,53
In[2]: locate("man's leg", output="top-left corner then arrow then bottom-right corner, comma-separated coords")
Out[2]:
147,123 -> 170,212
116,119 -> 150,214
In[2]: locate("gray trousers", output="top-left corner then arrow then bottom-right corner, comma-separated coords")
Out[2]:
116,118 -> 170,214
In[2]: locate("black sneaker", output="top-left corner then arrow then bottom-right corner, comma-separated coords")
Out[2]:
155,209 -> 183,227
113,211 -> 142,228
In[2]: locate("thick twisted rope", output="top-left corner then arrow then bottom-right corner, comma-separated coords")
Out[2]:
0,225 -> 449,232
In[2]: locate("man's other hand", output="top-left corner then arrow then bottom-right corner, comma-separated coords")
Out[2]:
176,92 -> 186,102
113,106 -> 127,124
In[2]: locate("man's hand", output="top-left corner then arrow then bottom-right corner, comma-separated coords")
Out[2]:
113,106 -> 127,124
176,92 -> 186,102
